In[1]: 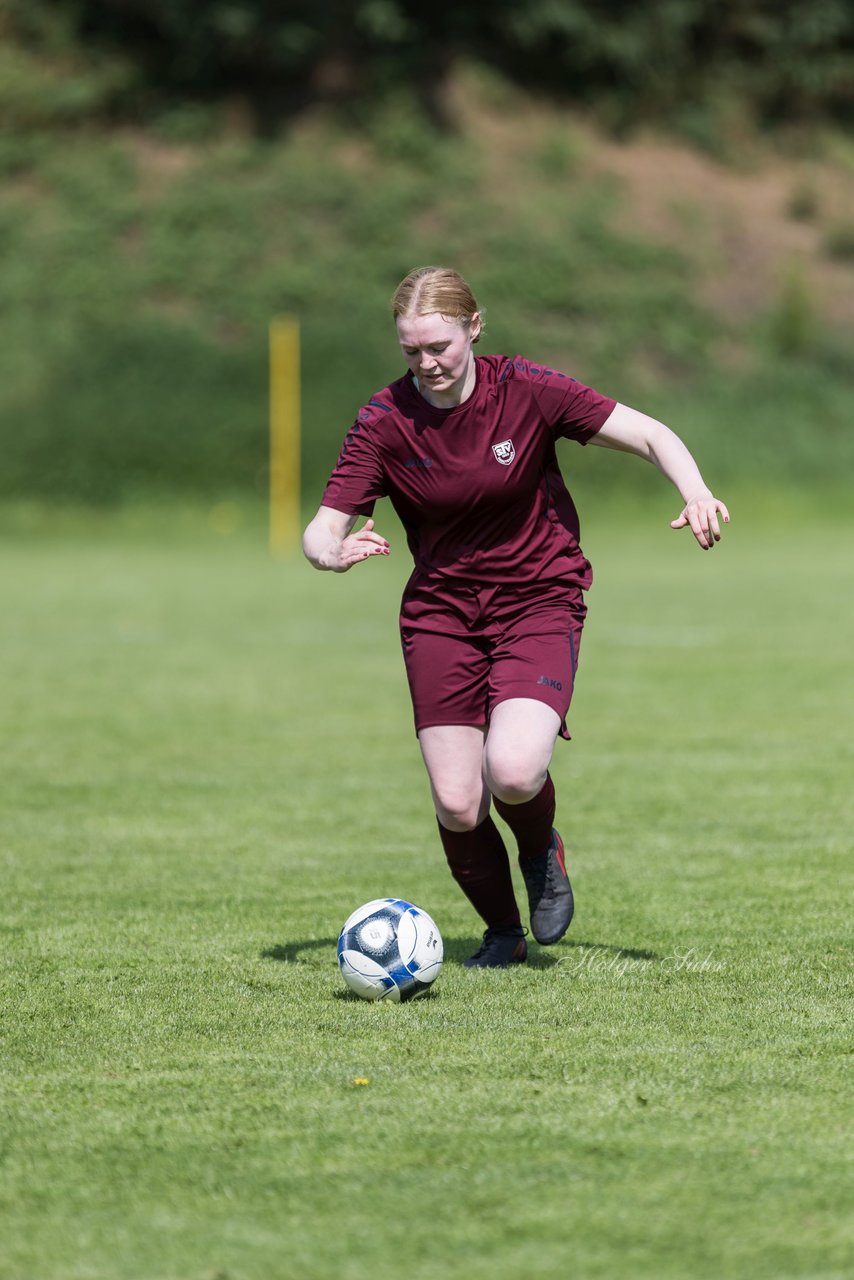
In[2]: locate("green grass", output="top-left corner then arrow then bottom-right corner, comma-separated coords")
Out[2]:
1,499 -> 851,1280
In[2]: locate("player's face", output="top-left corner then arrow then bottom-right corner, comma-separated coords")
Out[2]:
396,311 -> 481,406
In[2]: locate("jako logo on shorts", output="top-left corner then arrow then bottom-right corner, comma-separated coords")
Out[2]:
492,439 -> 515,466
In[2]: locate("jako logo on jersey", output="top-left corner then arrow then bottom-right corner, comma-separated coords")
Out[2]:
492,439 -> 515,466
405,457 -> 433,469
537,675 -> 563,690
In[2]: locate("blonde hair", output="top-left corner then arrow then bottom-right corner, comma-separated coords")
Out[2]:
391,266 -> 481,342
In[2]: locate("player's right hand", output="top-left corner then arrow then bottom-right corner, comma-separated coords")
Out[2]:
670,494 -> 730,551
331,518 -> 390,571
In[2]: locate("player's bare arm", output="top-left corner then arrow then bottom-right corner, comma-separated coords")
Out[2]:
591,402 -> 730,550
303,506 -> 390,572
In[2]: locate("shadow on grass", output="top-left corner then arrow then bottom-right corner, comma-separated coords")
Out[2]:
261,939 -> 337,963
444,936 -> 660,968
261,937 -> 661,970
442,935 -> 555,970
264,936 -> 559,969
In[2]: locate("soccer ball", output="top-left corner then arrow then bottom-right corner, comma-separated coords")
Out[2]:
337,898 -> 443,1002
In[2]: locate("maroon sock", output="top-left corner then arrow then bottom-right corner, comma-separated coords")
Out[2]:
436,814 -> 521,929
493,774 -> 556,860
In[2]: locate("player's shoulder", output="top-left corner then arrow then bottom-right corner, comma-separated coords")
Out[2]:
476,353 -> 577,392
473,353 -> 511,382
504,355 -> 576,386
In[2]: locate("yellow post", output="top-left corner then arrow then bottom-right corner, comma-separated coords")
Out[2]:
269,315 -> 301,556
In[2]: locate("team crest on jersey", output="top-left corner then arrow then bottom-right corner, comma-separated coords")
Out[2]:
492,439 -> 515,466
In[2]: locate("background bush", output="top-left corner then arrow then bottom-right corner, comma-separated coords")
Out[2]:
2,0 -> 852,131
1,3 -> 853,502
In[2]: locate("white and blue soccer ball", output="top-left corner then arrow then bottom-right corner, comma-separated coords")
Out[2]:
337,898 -> 443,1002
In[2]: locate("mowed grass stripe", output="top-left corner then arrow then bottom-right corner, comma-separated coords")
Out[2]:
0,506 -> 851,1280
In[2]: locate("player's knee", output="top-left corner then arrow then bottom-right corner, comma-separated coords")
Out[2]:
484,756 -> 546,805
433,783 -> 484,832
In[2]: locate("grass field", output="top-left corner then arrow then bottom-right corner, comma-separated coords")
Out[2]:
1,499 -> 851,1280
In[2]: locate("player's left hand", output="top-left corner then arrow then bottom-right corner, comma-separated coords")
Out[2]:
670,494 -> 730,550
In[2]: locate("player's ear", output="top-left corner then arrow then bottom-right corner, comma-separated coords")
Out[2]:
469,311 -> 482,344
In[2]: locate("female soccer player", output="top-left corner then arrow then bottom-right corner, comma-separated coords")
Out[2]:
303,267 -> 729,968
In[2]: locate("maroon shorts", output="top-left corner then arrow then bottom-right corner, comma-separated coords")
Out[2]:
399,579 -> 586,740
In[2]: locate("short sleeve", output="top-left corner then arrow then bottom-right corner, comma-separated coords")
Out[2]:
320,413 -> 388,517
509,356 -> 616,444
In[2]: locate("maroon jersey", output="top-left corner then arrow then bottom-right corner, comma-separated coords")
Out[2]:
321,354 -> 616,588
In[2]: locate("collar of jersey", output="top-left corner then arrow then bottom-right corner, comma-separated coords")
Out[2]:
407,361 -> 481,416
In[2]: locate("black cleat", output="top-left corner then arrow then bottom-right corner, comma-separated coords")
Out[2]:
464,925 -> 528,969
519,829 -> 574,945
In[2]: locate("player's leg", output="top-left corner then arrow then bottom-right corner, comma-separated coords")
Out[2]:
484,698 -> 573,945
401,598 -> 529,967
419,725 -> 527,967
484,580 -> 585,946
418,723 -> 489,832
483,696 -> 561,806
